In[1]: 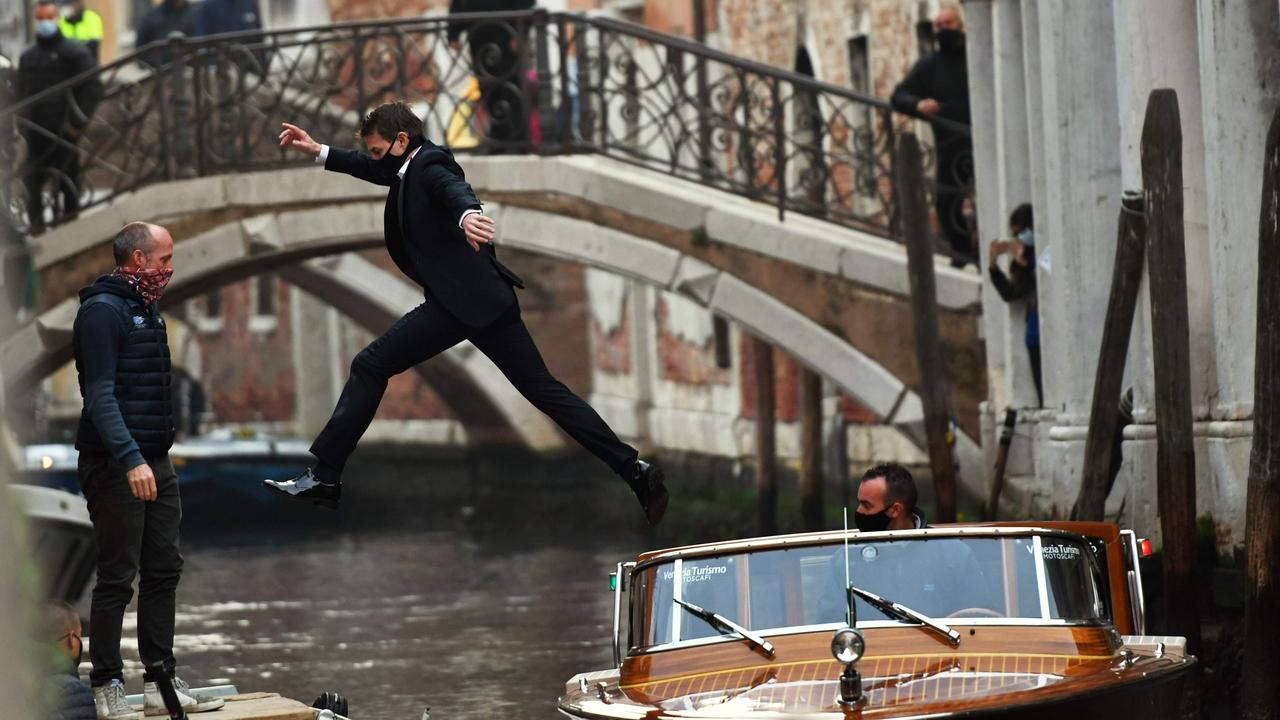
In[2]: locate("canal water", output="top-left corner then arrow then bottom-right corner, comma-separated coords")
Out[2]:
121,451 -> 656,719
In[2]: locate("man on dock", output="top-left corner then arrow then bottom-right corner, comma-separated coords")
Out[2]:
267,101 -> 669,525
73,221 -> 225,719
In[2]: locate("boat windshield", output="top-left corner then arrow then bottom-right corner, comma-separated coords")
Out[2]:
630,533 -> 1108,650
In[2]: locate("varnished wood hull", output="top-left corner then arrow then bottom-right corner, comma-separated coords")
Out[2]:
559,626 -> 1196,719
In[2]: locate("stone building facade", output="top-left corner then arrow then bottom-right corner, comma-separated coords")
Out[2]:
965,0 -> 1278,555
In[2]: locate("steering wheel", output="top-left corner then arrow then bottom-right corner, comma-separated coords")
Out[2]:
946,607 -> 1004,619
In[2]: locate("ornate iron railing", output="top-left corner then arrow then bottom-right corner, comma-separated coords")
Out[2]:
0,10 -> 972,247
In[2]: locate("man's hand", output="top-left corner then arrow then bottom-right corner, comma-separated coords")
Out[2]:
916,98 -> 941,117
462,212 -> 496,252
278,122 -> 322,157
448,40 -> 461,52
126,463 -> 158,502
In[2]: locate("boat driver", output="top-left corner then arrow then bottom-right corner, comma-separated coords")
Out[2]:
835,463 -> 999,620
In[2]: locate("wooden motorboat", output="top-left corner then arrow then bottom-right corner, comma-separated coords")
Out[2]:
559,522 -> 1195,718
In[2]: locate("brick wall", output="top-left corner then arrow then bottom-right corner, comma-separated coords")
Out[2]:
197,279 -> 297,423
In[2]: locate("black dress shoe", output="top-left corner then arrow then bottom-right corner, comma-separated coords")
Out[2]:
628,459 -> 669,526
263,468 -> 341,509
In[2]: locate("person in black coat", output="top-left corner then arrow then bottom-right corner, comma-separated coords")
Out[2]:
268,101 -> 669,525
891,5 -> 974,266
17,0 -> 102,233
40,602 -> 95,720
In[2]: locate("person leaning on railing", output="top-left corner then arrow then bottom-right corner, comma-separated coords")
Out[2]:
17,0 -> 102,235
891,4 -> 975,267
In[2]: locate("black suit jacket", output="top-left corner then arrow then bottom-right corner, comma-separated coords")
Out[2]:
325,141 -> 524,328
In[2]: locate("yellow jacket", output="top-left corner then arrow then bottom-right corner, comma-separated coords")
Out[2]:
59,9 -> 104,59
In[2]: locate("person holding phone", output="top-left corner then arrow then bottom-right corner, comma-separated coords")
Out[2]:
988,203 -> 1041,405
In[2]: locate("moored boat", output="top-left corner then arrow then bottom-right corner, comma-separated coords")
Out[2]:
559,521 -> 1195,718
10,483 -> 96,606
12,429 -> 313,502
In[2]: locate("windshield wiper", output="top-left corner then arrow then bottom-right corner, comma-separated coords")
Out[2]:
674,598 -> 776,657
850,585 -> 961,647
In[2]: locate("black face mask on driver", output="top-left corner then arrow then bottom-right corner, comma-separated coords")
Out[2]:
854,507 -> 894,533
370,133 -> 426,186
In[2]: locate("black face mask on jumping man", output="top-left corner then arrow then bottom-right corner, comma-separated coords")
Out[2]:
369,132 -> 426,186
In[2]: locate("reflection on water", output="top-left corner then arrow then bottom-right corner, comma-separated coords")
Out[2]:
122,451 -> 652,719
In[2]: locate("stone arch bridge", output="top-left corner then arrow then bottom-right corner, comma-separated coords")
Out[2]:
1,10 -> 986,483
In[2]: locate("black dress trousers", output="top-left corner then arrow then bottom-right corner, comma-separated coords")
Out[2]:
309,299 -> 638,477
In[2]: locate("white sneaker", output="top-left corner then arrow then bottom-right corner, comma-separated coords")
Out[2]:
93,680 -> 140,720
143,676 -> 226,715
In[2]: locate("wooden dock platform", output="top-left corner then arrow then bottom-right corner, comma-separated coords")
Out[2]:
132,692 -> 314,719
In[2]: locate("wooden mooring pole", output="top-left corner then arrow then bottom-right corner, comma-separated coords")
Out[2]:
896,132 -> 957,522
1074,192 -> 1147,520
799,368 -> 824,531
1241,107 -> 1280,720
986,409 -> 1016,520
752,337 -> 777,535
1140,89 -> 1201,655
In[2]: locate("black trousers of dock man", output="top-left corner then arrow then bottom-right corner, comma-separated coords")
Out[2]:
79,453 -> 182,686
310,298 -> 638,476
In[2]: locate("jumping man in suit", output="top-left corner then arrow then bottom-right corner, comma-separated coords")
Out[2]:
266,101 -> 669,524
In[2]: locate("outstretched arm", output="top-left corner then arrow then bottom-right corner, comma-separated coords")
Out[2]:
279,121 -> 383,185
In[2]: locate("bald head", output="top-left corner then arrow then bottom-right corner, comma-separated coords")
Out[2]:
934,6 -> 964,32
113,221 -> 175,272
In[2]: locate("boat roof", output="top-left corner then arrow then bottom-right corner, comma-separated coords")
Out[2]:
634,520 -> 1122,567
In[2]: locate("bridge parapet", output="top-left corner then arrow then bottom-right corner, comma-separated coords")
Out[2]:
2,10 -> 970,246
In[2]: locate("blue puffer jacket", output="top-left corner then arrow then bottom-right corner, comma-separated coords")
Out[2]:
44,671 -> 96,720
73,275 -> 174,470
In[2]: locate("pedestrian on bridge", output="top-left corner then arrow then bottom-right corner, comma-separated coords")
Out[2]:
72,221 -> 225,719
268,101 -> 670,525
18,0 -> 101,234
891,4 -> 974,267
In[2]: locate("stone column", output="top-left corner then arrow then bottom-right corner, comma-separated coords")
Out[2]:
991,0 -> 1037,411
1195,0 -> 1280,550
1034,0 -> 1122,510
963,0 -> 1011,418
627,279 -> 655,447
1110,0 -> 1214,544
1019,0 -> 1047,228
1004,0 -> 1052,513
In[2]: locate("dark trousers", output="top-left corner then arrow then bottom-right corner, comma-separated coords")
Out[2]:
311,299 -> 637,476
78,453 -> 183,686
22,130 -> 81,232
1027,343 -> 1043,407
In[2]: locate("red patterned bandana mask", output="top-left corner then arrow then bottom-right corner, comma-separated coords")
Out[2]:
112,266 -> 174,304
